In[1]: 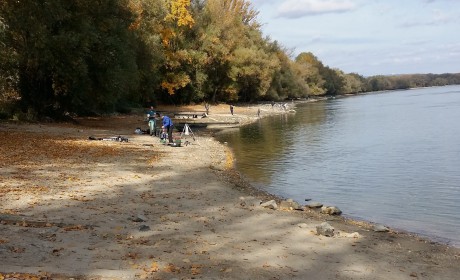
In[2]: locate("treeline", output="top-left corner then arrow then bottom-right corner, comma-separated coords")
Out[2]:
0,0 -> 459,119
365,73 -> 460,92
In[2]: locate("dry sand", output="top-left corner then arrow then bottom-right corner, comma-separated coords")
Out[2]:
0,103 -> 459,280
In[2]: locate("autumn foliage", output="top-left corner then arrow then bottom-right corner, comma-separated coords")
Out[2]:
1,0 -> 459,119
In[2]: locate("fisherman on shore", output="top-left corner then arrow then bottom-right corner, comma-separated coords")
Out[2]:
146,106 -> 157,136
159,113 -> 174,144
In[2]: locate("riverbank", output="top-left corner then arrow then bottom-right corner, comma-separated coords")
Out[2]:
1,103 -> 459,279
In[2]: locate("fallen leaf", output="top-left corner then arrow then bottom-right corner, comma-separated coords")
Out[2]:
164,263 -> 180,273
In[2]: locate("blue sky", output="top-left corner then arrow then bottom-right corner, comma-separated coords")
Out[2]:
250,0 -> 460,76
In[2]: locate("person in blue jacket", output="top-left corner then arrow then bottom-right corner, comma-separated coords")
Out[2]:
160,113 -> 174,144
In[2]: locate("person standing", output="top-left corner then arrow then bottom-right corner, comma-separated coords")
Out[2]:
146,106 -> 156,136
230,104 -> 234,115
161,113 -> 174,144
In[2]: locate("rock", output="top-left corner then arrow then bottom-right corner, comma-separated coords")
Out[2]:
373,224 -> 390,232
306,201 -> 323,208
131,214 -> 147,222
320,206 -> 342,215
260,200 -> 278,210
279,199 -> 301,210
316,222 -> 335,237
139,225 -> 150,232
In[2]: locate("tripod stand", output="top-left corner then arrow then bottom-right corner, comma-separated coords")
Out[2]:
180,123 -> 196,143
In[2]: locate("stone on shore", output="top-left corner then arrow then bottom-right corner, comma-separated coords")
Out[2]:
260,200 -> 278,210
373,224 -> 390,232
306,201 -> 323,208
139,225 -> 150,232
131,214 -> 147,222
321,206 -> 342,216
279,199 -> 301,210
316,222 -> 335,237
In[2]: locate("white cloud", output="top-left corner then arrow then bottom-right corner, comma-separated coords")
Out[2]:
400,9 -> 454,27
277,0 -> 357,18
252,0 -> 459,75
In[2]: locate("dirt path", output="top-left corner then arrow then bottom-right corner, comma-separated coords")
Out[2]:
1,104 -> 459,279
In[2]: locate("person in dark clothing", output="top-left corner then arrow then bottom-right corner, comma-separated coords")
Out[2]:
230,104 -> 234,115
161,114 -> 174,144
146,106 -> 157,136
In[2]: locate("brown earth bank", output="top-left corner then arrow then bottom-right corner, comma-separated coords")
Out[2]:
1,103 -> 459,280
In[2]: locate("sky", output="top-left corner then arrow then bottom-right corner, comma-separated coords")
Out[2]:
249,0 -> 460,76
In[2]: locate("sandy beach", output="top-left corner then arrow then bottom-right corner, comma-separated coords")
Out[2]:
1,103 -> 459,280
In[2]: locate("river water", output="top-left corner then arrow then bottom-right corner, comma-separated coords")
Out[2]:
215,85 -> 460,247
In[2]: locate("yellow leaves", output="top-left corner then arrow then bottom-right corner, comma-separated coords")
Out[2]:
0,273 -> 42,280
0,185 -> 50,199
147,154 -> 160,165
67,176 -> 80,182
62,224 -> 85,231
127,0 -> 143,30
0,131 -> 122,167
190,264 -> 203,275
140,191 -> 156,200
161,73 -> 191,95
206,0 -> 259,30
147,261 -> 160,272
224,147 -> 234,170
10,247 -> 25,253
125,251 -> 140,260
164,263 -> 181,273
165,0 -> 195,28
160,28 -> 176,47
129,259 -> 204,278
69,194 -> 93,202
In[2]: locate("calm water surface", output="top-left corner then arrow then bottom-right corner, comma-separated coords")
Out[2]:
216,85 -> 460,247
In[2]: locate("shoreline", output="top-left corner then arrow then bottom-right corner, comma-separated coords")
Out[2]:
223,149 -> 460,251
209,102 -> 460,250
1,105 -> 460,279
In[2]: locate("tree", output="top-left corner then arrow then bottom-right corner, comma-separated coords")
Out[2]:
158,0 -> 195,100
295,52 -> 326,96
336,71 -> 365,94
192,0 -> 274,103
132,0 -> 168,105
0,0 -> 140,117
0,16 -> 18,108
